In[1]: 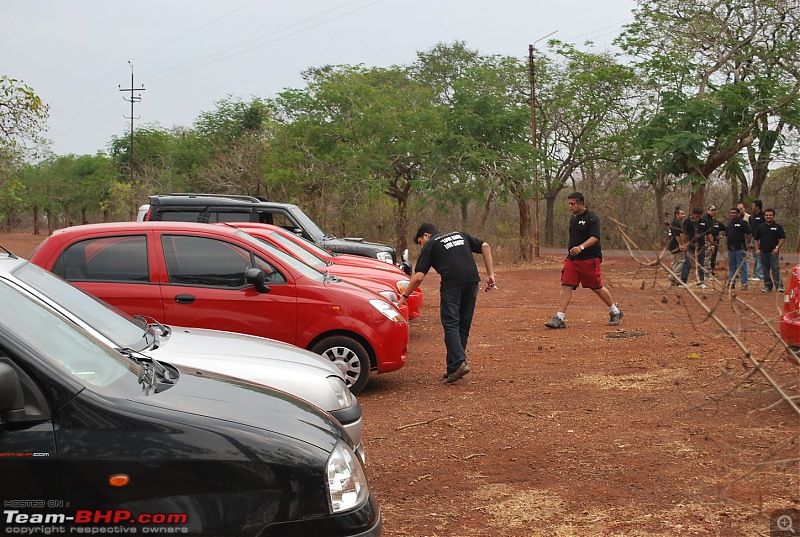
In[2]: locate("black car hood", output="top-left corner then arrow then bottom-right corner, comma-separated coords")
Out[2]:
127,368 -> 345,452
321,237 -> 395,259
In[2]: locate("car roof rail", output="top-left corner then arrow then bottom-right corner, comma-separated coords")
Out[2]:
158,193 -> 267,203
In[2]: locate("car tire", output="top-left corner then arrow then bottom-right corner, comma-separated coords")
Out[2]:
311,336 -> 370,394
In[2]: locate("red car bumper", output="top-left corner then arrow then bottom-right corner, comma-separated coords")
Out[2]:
780,263 -> 800,365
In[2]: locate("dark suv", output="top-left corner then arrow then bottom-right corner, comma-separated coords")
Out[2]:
138,194 -> 410,273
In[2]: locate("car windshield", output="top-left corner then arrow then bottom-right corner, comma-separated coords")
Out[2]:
235,230 -> 325,282
259,231 -> 327,269
0,278 -> 139,392
12,262 -> 153,351
289,207 -> 328,241
275,229 -> 338,259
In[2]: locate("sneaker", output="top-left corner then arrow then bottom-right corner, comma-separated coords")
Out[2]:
750,277 -> 761,281
762,288 -> 772,293
545,316 -> 566,329
741,284 -> 748,291
445,362 -> 470,384
778,287 -> 784,293
698,283 -> 708,289
608,309 -> 624,326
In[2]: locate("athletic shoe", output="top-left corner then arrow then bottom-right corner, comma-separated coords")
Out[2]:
608,309 -> 624,326
762,288 -> 772,293
742,284 -> 748,290
545,316 -> 566,329
750,277 -> 761,281
698,283 -> 709,289
445,362 -> 470,384
778,287 -> 785,293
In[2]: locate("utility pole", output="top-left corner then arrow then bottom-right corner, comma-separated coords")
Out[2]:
119,61 -> 145,183
529,32 -> 556,258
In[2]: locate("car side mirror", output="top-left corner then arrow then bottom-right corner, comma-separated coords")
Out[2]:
0,363 -> 20,411
245,268 -> 271,294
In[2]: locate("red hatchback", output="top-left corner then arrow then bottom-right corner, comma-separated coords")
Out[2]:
229,222 -> 423,319
30,222 -> 409,393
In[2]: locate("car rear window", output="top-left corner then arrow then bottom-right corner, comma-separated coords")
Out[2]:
53,236 -> 150,282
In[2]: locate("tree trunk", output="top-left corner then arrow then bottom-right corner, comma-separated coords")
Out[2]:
460,198 -> 468,229
393,194 -> 409,256
544,195 -> 557,246
33,205 -> 40,236
688,182 -> 706,212
654,178 -> 666,234
480,190 -> 495,229
46,209 -> 54,235
517,198 -> 532,261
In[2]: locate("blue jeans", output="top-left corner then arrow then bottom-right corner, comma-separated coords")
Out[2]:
681,249 -> 705,283
440,283 -> 479,374
727,249 -> 748,285
753,250 -> 763,279
759,252 -> 782,291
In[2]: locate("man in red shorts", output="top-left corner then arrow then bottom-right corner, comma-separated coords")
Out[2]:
545,192 -> 623,329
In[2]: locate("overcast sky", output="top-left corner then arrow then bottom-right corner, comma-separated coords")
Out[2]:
2,0 -> 637,157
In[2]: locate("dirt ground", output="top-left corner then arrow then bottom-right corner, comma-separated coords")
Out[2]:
2,232 -> 799,537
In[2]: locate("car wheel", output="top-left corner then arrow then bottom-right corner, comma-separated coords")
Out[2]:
311,336 -> 370,394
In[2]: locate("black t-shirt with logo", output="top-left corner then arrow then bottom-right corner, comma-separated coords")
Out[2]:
750,211 -> 765,239
725,217 -> 750,251
682,218 -> 705,249
414,231 -> 484,291
568,210 -> 602,260
754,221 -> 786,252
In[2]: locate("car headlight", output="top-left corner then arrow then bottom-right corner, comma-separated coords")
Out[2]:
395,279 -> 411,295
326,375 -> 354,408
378,289 -> 399,303
376,251 -> 393,264
369,299 -> 404,322
326,440 -> 369,513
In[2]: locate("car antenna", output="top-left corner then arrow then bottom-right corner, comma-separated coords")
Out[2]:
0,245 -> 18,259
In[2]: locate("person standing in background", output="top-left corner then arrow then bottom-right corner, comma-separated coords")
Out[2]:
753,209 -> 785,293
724,207 -> 750,290
749,200 -> 764,281
703,205 -> 721,279
681,207 -> 708,289
667,206 -> 686,286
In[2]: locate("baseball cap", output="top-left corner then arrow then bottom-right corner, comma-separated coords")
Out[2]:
707,205 -> 716,211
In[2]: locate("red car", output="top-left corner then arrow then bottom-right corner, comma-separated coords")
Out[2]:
781,263 -> 800,366
228,222 -> 423,319
29,222 -> 409,393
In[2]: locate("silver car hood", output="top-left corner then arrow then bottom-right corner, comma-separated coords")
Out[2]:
146,326 -> 348,411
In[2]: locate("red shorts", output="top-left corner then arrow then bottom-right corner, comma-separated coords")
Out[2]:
561,257 -> 603,290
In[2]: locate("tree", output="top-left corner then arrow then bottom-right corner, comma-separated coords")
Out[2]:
534,42 -> 636,245
269,65 -> 441,253
617,0 -> 800,208
0,76 -> 49,225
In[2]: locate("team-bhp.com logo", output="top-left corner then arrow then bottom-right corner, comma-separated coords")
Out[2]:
4,509 -> 188,533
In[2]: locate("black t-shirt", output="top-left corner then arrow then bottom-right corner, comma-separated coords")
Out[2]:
414,231 -> 484,291
568,209 -> 602,260
682,218 -> 705,249
668,218 -> 683,252
750,212 -> 765,240
697,214 -> 713,245
710,220 -> 724,241
754,221 -> 786,252
725,217 -> 750,250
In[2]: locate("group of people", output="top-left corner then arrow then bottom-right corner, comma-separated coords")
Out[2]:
401,192 -> 622,385
668,200 -> 786,293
